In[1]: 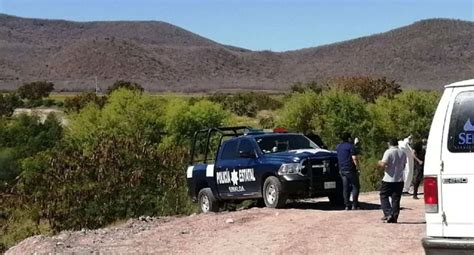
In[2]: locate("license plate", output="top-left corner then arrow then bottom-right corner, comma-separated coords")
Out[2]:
324,181 -> 336,189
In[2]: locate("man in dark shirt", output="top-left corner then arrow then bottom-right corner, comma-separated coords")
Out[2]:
336,132 -> 361,210
412,138 -> 426,199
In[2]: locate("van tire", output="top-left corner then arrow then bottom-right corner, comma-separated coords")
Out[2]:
263,176 -> 287,208
198,188 -> 219,213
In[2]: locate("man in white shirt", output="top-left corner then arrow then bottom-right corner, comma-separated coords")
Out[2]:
378,138 -> 407,223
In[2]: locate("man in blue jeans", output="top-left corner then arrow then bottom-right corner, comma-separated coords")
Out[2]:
336,132 -> 361,210
378,138 -> 407,223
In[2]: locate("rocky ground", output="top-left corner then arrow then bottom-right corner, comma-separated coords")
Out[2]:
7,192 -> 426,254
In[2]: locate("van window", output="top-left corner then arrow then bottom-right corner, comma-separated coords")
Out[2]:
221,140 -> 238,159
448,91 -> 474,153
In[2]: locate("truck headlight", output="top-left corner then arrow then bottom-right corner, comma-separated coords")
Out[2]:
278,163 -> 304,175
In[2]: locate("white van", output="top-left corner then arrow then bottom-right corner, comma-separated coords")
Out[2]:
423,79 -> 474,254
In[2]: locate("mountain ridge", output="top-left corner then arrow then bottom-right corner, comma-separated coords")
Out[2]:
0,14 -> 472,91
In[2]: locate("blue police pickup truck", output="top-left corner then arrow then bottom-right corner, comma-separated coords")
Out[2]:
187,127 -> 343,213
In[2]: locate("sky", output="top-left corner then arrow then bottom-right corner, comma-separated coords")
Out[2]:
0,0 -> 472,51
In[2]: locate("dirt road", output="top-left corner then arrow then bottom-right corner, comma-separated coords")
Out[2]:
7,192 -> 426,254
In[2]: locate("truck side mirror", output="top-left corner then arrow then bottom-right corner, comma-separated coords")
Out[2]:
239,150 -> 256,158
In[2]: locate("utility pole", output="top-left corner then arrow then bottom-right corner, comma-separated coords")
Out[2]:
95,76 -> 102,95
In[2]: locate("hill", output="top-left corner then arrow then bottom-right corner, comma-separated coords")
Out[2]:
0,14 -> 472,91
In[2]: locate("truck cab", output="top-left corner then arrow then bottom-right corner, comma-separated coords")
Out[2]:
422,79 -> 474,254
186,127 -> 343,213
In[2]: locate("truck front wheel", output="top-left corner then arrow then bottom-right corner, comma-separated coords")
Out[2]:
263,176 -> 287,208
198,188 -> 219,213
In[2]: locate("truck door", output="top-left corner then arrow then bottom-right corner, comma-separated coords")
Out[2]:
215,139 -> 238,198
441,87 -> 474,237
234,139 -> 259,196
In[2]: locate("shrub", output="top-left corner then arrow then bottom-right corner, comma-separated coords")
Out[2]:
16,90 -> 204,231
209,92 -> 282,117
369,90 -> 440,140
277,91 -> 320,133
64,92 -> 107,113
17,81 -> 55,101
329,76 -> 402,103
0,114 -> 63,188
290,81 -> 328,94
18,137 -> 194,231
257,110 -> 276,129
106,80 -> 144,95
164,99 -> 229,146
0,93 -> 23,117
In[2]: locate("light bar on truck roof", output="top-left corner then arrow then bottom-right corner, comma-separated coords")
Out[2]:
245,128 -> 288,135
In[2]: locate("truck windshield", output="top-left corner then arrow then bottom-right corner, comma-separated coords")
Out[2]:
255,134 -> 320,154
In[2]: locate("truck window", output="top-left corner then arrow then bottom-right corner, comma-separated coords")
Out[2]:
238,139 -> 254,153
448,91 -> 474,153
255,134 -> 319,154
221,140 -> 238,160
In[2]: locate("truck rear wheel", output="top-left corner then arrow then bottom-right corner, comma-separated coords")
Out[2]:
263,176 -> 287,208
198,188 -> 219,213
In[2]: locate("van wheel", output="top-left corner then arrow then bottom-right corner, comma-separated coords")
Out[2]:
198,188 -> 219,213
263,176 -> 287,208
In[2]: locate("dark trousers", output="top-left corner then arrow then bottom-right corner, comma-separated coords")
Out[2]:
379,181 -> 404,220
412,164 -> 424,197
340,171 -> 360,207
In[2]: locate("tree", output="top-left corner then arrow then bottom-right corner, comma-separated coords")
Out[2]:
370,90 -> 441,141
0,93 -> 23,117
106,80 -> 144,95
67,88 -> 164,147
17,81 -> 55,101
329,76 -> 402,103
277,91 -> 320,134
164,99 -> 229,146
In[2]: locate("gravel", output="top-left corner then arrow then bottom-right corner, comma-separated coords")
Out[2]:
6,192 -> 426,254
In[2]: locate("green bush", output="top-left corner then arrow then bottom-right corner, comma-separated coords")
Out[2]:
278,90 -> 370,147
18,137 -> 194,231
278,89 -> 440,191
106,80 -> 144,94
290,81 -> 328,94
0,93 -> 23,117
330,76 -> 402,103
0,86 -> 442,251
277,92 -> 320,133
17,81 -> 55,101
64,92 -> 107,113
257,110 -> 276,129
163,98 -> 229,146
14,89 -> 224,232
369,90 -> 440,140
359,157 -> 384,192
209,92 -> 282,117
0,114 -> 62,187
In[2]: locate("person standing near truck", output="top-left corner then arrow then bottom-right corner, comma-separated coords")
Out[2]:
378,138 -> 407,223
336,132 -> 361,210
412,138 -> 426,199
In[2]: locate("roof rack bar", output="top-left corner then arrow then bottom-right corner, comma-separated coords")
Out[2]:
189,126 -> 251,165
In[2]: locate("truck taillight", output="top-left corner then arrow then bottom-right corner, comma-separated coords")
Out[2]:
424,176 -> 438,213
